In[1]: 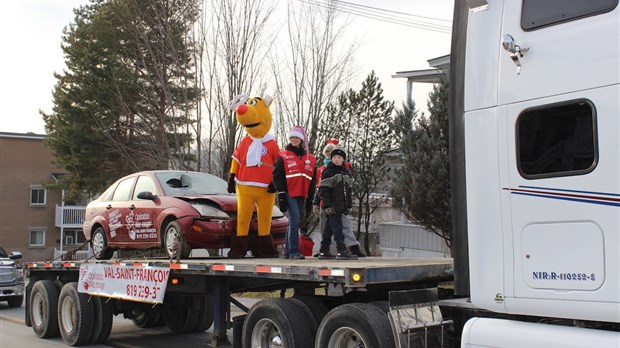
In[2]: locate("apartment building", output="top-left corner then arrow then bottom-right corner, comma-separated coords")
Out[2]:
0,132 -> 87,262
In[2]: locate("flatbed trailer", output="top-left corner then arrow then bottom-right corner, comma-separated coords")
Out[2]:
24,256 -> 454,347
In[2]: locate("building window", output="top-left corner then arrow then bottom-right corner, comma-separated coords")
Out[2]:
30,186 -> 47,206
517,99 -> 597,178
64,230 -> 86,246
521,0 -> 618,31
29,228 -> 46,247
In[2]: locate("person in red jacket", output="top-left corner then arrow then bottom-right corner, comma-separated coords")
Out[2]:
273,126 -> 316,259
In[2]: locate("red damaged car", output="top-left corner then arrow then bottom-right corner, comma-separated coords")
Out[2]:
83,170 -> 287,259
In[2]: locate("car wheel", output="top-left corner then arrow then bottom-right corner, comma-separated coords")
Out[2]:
91,227 -> 114,260
163,221 -> 191,259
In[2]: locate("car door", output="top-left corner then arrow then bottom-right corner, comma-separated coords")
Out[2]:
103,176 -> 136,245
127,174 -> 161,246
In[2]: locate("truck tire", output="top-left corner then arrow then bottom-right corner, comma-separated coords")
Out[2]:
316,303 -> 396,348
163,295 -> 200,333
292,295 -> 329,325
287,298 -> 320,340
194,295 -> 214,332
132,306 -> 163,328
58,282 -> 94,346
91,227 -> 114,260
242,298 -> 314,348
7,295 -> 23,308
163,221 -> 191,259
29,280 -> 60,338
89,296 -> 113,344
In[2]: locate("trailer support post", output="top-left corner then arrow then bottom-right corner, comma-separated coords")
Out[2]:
209,277 -> 231,347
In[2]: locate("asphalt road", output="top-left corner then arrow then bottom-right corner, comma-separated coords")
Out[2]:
0,297 -> 256,348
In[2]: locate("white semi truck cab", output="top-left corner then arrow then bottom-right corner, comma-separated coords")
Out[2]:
457,0 -> 619,346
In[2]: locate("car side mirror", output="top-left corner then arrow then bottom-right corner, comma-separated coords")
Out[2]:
9,251 -> 22,260
137,191 -> 157,201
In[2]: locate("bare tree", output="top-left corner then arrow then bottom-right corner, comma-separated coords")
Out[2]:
270,0 -> 358,154
196,0 -> 278,178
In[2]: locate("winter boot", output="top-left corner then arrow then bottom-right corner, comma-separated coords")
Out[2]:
227,235 -> 250,258
250,235 -> 279,258
336,248 -> 358,260
349,245 -> 367,258
318,247 -> 335,259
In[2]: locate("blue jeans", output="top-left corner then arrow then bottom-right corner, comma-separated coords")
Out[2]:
284,195 -> 305,257
321,214 -> 345,252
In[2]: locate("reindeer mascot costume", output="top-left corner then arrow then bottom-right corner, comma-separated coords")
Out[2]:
227,94 -> 280,258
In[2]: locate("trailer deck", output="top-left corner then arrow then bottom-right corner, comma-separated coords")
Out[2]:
26,256 -> 454,288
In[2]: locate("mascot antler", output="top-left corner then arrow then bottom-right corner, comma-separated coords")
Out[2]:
228,94 -> 250,111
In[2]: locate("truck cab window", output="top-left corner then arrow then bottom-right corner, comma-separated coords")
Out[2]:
522,0 -> 618,30
517,100 -> 597,178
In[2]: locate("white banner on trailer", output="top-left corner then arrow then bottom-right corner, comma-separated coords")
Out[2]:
78,263 -> 170,304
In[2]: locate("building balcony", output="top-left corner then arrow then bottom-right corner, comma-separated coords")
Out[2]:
55,205 -> 86,228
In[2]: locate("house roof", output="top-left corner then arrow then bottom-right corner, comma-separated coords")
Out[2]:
0,131 -> 46,140
391,54 -> 450,83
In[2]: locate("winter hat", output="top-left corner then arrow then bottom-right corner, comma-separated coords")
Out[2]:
330,146 -> 346,160
322,139 -> 339,157
288,125 -> 309,153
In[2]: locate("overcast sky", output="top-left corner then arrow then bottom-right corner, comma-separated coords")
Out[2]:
0,0 -> 453,135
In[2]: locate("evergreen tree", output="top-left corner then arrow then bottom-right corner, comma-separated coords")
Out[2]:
318,71 -> 395,254
42,0 -> 200,198
391,74 -> 452,251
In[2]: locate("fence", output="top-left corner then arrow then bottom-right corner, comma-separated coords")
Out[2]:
55,205 -> 86,228
378,222 -> 451,258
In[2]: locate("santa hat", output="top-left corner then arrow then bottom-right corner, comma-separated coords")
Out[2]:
289,125 -> 309,153
323,139 -> 339,157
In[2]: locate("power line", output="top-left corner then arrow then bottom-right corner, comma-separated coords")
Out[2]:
332,0 -> 452,23
297,0 -> 452,34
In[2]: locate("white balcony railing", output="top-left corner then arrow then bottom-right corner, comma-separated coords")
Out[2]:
55,205 -> 86,228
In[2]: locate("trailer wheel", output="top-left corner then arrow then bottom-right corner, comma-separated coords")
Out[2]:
132,306 -> 163,328
58,282 -> 94,346
92,227 -> 114,260
292,295 -> 329,325
286,297 -> 320,341
89,296 -> 113,344
242,298 -> 314,348
194,295 -> 214,332
316,303 -> 396,348
29,280 -> 60,338
163,295 -> 199,333
163,221 -> 191,259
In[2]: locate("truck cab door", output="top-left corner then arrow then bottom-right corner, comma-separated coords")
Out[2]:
498,0 -> 619,321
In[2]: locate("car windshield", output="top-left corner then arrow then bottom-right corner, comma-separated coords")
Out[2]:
0,246 -> 7,258
156,172 -> 229,196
